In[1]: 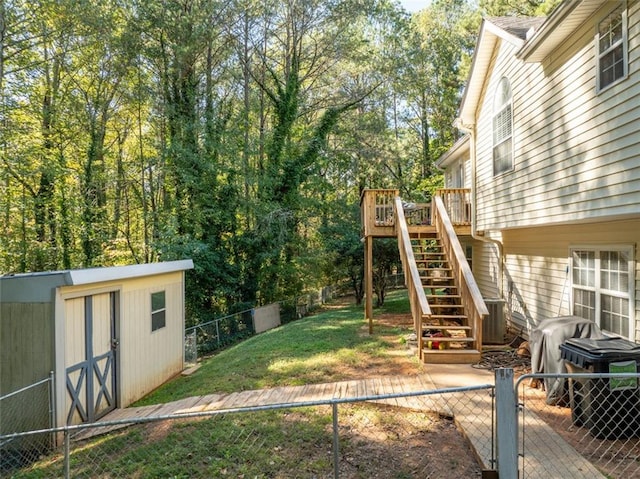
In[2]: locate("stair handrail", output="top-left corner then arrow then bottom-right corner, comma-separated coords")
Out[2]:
393,197 -> 431,341
433,196 -> 488,350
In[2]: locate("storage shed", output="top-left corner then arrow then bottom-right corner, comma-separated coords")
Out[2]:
0,259 -> 193,440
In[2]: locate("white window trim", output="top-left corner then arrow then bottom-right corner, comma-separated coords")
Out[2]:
492,77 -> 514,176
596,1 -> 628,93
570,245 -> 635,339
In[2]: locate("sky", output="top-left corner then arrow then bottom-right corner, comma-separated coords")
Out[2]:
399,0 -> 430,13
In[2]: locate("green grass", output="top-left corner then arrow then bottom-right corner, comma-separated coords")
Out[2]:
136,289 -> 416,405
10,289 -> 425,478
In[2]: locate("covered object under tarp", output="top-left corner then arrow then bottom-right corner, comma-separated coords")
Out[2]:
530,316 -> 604,404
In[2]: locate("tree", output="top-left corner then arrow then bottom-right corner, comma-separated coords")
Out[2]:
319,201 -> 365,304
0,0 -> 487,329
372,238 -> 400,307
479,0 -> 561,16
400,0 -> 477,187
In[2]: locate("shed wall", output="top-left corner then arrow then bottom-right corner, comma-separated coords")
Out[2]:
57,270 -> 186,414
119,274 -> 185,406
0,302 -> 54,435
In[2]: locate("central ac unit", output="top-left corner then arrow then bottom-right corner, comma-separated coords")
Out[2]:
483,298 -> 506,344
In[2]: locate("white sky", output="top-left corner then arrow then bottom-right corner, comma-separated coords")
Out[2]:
399,0 -> 430,13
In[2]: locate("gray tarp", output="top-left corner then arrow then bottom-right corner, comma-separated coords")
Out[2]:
530,316 -> 604,405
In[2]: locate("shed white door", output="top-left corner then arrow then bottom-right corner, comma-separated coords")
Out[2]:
65,292 -> 117,424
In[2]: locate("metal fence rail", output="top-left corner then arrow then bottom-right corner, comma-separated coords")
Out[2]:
0,384 -> 494,479
517,372 -> 640,479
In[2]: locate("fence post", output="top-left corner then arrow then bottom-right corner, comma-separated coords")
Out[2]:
495,368 -> 518,478
48,371 -> 56,448
64,428 -> 71,479
332,403 -> 339,479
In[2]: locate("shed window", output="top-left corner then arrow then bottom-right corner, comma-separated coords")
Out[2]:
492,77 -> 512,175
597,3 -> 627,91
151,291 -> 166,331
571,247 -> 634,339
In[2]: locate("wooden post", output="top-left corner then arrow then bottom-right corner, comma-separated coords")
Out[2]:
365,235 -> 373,334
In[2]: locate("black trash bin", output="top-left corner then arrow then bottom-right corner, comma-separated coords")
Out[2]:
560,337 -> 640,439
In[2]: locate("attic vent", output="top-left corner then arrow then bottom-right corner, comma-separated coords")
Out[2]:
483,299 -> 506,344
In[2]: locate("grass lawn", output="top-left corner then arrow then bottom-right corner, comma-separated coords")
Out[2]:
9,289 -> 485,478
136,289 -> 422,405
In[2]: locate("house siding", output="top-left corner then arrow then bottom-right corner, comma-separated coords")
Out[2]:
501,219 -> 640,340
472,239 -> 501,300
475,0 -> 640,232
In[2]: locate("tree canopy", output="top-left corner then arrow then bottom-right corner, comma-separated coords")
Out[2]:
0,0 -> 547,319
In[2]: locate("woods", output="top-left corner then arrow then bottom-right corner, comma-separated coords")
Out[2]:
0,0 -> 554,321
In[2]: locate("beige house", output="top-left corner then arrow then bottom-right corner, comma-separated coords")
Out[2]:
439,1 -> 640,340
1,259 -> 193,439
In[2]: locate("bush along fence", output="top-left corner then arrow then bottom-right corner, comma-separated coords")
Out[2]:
184,286 -> 337,362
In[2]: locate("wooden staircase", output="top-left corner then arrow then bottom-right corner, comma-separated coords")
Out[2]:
361,190 -> 487,365
412,232 -> 482,364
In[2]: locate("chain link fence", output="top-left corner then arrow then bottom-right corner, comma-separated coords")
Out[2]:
185,287 -> 340,360
0,385 -> 493,478
0,374 -> 55,472
517,372 -> 640,479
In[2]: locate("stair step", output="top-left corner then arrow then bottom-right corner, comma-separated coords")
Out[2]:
423,325 -> 472,331
423,336 -> 475,343
422,278 -> 455,284
428,304 -> 463,309
421,349 -> 482,364
430,314 -> 467,320
425,293 -> 460,298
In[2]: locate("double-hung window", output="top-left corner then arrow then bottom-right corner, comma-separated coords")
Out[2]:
571,247 -> 634,338
492,77 -> 513,176
597,2 -> 628,91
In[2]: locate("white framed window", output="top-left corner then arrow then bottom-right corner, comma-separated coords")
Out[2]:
492,77 -> 513,176
151,291 -> 166,331
597,2 -> 627,91
571,246 -> 634,339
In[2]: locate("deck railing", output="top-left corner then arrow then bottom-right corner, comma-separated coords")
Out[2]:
360,189 -> 399,236
436,188 -> 471,225
403,202 -> 432,226
432,196 -> 488,351
361,189 -> 470,236
393,197 -> 431,341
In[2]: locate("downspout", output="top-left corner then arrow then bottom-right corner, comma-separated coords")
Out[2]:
455,120 -> 505,298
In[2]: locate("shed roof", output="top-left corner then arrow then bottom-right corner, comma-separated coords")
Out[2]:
0,260 -> 194,303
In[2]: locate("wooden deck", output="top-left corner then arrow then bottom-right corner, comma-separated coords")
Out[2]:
72,374 -> 448,442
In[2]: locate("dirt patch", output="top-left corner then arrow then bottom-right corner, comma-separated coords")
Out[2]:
312,297 -> 484,477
